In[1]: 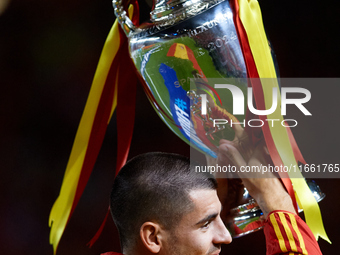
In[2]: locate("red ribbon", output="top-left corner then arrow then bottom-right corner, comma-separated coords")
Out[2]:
88,1 -> 139,247
230,0 -> 298,212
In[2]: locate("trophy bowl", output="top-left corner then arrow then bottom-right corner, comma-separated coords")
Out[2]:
119,0 -> 249,157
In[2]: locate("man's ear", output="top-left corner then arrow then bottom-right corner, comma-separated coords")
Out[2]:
140,222 -> 165,253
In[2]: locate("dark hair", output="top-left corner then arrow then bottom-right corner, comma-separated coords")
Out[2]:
110,152 -> 217,250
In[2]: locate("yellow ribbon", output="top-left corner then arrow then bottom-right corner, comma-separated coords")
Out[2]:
238,0 -> 330,242
49,6 -> 134,253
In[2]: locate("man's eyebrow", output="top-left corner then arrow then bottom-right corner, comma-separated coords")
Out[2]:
195,213 -> 218,226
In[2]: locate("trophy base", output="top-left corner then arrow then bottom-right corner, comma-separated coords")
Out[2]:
226,180 -> 325,238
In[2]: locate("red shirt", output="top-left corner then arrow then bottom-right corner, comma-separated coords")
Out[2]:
264,211 -> 322,255
101,252 -> 123,255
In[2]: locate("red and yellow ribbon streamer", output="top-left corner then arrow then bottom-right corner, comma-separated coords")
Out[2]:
233,0 -> 329,242
49,5 -> 138,253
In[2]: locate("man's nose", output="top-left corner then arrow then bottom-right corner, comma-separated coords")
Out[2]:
214,216 -> 232,244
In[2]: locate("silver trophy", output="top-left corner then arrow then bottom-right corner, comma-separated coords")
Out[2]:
113,0 -> 325,237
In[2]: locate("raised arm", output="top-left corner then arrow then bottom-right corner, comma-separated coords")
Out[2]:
217,140 -> 296,217
215,139 -> 322,255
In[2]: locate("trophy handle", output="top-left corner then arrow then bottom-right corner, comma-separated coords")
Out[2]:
112,0 -> 137,36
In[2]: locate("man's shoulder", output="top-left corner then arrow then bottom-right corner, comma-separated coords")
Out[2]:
264,210 -> 322,255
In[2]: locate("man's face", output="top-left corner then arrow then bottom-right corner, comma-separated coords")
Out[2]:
162,189 -> 232,255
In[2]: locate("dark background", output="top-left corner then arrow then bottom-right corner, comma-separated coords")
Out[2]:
0,0 -> 339,254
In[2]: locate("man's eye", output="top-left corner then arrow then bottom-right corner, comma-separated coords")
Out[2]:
202,221 -> 211,229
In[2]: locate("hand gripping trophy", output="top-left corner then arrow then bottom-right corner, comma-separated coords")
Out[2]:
49,0 -> 330,253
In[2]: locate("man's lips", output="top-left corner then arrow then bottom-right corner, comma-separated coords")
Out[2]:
211,250 -> 221,255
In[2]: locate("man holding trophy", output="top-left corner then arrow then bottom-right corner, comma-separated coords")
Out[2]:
49,0 -> 330,254
101,142 -> 322,255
